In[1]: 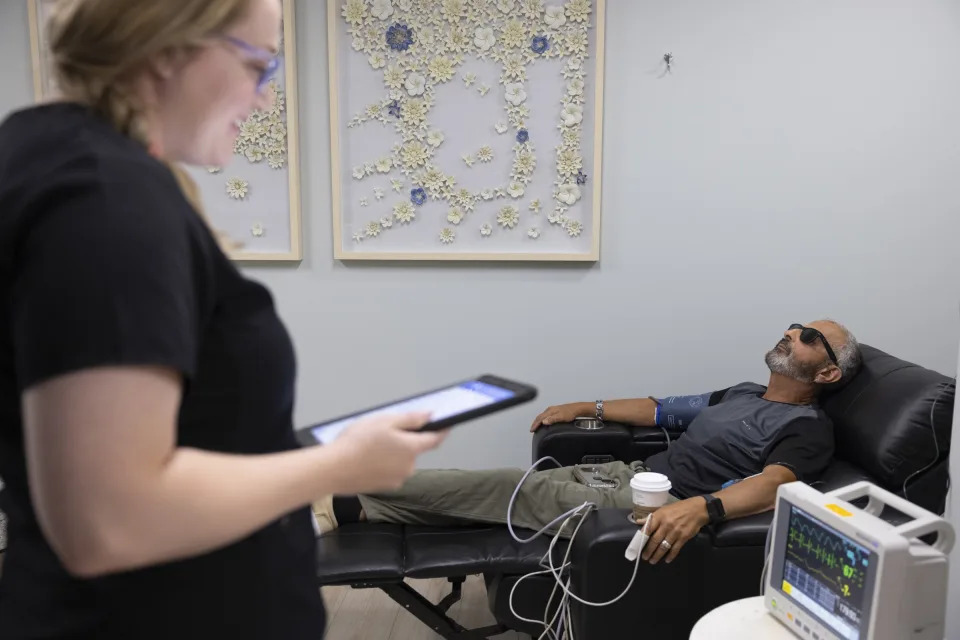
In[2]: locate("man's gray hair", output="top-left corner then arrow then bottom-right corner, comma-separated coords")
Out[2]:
822,319 -> 862,383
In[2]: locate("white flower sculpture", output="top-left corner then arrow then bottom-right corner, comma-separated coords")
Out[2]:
426,130 -> 445,148
561,103 -> 583,127
505,83 -> 527,106
556,183 -> 581,206
544,5 -> 566,27
394,201 -> 416,224
474,27 -> 496,51
343,0 -> 595,245
497,205 -> 520,228
226,178 -> 249,200
371,0 -> 394,20
405,72 -> 426,96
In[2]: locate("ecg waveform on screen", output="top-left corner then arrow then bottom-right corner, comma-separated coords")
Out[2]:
786,512 -> 868,598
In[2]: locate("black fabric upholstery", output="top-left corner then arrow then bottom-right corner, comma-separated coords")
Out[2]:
316,523 -> 553,584
315,523 -> 405,584
533,422 -> 677,467
404,525 -> 553,579
820,344 -> 954,498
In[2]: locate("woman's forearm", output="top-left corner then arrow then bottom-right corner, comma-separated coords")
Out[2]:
59,444 -> 341,577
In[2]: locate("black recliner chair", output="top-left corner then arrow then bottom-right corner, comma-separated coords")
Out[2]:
315,344 -> 954,639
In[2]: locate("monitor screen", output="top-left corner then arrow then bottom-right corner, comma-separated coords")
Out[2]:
778,505 -> 876,640
308,380 -> 516,445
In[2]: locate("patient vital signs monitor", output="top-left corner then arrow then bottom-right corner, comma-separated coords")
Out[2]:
764,481 -> 954,640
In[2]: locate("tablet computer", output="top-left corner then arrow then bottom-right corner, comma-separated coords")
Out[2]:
294,375 -> 538,447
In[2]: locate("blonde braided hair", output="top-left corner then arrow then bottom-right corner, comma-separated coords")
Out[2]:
46,0 -> 252,252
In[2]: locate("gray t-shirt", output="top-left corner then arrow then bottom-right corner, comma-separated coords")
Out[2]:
645,382 -> 834,498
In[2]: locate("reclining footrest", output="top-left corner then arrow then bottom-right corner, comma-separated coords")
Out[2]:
316,522 -> 556,639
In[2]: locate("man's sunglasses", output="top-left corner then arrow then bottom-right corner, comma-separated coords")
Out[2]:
221,35 -> 281,94
788,324 -> 838,366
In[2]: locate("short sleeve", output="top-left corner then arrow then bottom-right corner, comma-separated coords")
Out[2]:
709,388 -> 731,406
763,417 -> 835,483
10,163 -> 204,392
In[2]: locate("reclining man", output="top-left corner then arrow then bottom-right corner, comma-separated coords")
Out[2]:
315,320 -> 861,565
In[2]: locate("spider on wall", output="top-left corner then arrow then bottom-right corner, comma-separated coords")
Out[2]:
660,52 -> 674,77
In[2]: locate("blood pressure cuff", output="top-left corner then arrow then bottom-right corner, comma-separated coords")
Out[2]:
653,390 -> 724,430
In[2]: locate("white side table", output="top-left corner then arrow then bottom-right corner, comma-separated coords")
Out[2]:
690,596 -> 795,640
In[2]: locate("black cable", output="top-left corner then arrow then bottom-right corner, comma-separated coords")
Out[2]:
901,381 -> 952,502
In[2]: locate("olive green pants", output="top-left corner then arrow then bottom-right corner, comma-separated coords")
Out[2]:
358,460 -> 675,538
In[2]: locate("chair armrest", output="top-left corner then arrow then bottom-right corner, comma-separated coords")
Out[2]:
563,507 -> 711,639
708,512 -> 774,547
709,460 -> 878,548
532,422 -> 676,467
532,421 -> 634,466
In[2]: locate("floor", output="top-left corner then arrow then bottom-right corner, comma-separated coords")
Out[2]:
321,574 -> 531,640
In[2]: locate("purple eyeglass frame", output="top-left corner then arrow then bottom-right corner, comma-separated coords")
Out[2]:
221,35 -> 281,94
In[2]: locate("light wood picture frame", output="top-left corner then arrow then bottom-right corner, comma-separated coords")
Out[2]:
26,0 -> 303,262
328,0 -> 606,262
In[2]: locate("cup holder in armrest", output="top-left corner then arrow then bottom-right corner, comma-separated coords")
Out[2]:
573,417 -> 604,430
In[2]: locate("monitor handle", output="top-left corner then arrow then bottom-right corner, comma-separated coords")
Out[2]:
826,481 -> 955,554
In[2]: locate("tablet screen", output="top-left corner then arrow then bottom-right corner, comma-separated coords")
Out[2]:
307,380 -> 517,445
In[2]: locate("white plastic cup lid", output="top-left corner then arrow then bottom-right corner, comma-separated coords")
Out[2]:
630,471 -> 672,493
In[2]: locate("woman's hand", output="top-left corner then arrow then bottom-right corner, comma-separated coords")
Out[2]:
530,402 -> 591,431
328,412 -> 448,493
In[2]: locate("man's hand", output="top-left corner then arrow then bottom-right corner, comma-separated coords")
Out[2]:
530,402 -> 591,431
638,498 -> 710,564
636,465 -> 797,565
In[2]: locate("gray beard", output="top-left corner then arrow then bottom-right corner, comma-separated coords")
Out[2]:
765,348 -> 821,384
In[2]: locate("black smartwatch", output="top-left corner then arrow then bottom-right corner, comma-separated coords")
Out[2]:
702,494 -> 726,524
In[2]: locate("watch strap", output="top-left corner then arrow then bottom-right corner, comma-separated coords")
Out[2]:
702,494 -> 726,524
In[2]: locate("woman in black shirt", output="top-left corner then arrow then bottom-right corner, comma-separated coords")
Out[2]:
0,1 -> 445,637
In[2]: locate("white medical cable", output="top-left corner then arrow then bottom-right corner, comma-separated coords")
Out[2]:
507,456 -> 593,545
506,457 -> 649,639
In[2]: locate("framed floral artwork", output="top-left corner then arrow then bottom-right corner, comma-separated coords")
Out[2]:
328,0 -> 606,261
26,0 -> 58,101
26,0 -> 303,262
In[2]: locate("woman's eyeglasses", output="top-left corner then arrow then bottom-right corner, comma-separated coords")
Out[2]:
220,35 -> 280,94
788,324 -> 838,365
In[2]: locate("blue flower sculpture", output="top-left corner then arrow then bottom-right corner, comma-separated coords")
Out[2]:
387,99 -> 401,118
516,128 -> 529,143
410,187 -> 427,206
531,36 -> 549,55
387,23 -> 415,52
576,171 -> 588,185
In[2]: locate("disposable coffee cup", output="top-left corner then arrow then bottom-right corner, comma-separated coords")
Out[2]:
630,472 -> 672,522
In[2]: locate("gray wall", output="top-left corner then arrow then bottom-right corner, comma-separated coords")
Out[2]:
2,2 -> 959,631
3,0 -> 959,464
280,0 -> 960,472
